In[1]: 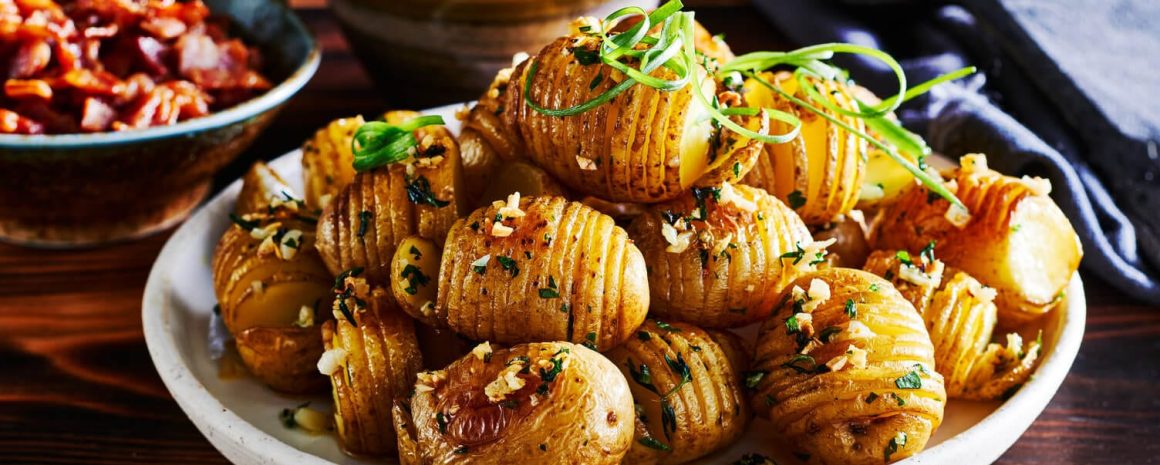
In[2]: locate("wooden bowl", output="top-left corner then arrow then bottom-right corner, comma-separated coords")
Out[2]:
0,0 -> 320,248
331,0 -> 659,107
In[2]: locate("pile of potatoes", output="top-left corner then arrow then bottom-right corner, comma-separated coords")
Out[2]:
210,18 -> 1081,465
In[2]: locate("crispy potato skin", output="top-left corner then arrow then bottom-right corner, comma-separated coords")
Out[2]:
315,114 -> 464,287
211,213 -> 332,336
434,196 -> 648,351
750,268 -> 945,465
609,321 -> 751,465
393,342 -> 634,465
627,184 -> 813,328
323,284 -> 422,457
871,155 -> 1082,320
236,161 -> 297,216
742,72 -> 869,225
502,35 -> 762,203
302,116 -> 364,210
235,326 -> 327,394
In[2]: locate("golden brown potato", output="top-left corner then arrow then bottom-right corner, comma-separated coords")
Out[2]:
861,248 -> 946,316
211,208 -> 332,336
812,212 -> 872,269
321,276 -> 422,457
426,195 -> 648,351
742,72 -> 869,225
501,34 -> 765,203
627,183 -> 816,328
458,66 -> 524,199
234,326 -> 327,394
608,320 -> 750,465
479,161 -> 569,208
389,236 -> 441,321
871,154 -> 1082,320
925,271 -> 998,397
315,111 -> 464,287
393,341 -> 635,465
302,116 -> 364,210
957,332 -> 1041,400
236,161 -> 299,216
749,268 -> 945,465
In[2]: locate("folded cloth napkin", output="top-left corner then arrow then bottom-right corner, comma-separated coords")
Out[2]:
753,0 -> 1160,303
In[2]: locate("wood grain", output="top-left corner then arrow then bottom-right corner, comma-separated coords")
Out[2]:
0,4 -> 1157,465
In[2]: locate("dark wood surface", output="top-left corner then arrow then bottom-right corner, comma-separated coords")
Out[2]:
2,5 -> 1158,465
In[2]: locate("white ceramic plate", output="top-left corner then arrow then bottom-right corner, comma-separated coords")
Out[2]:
143,103 -> 1086,465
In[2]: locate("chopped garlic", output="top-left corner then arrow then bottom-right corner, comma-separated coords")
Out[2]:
289,405 -> 331,433
834,320 -> 874,342
661,221 -> 695,253
511,51 -> 530,67
319,194 -> 333,208
491,221 -> 514,237
472,341 -> 493,361
825,355 -> 848,372
967,280 -> 998,303
945,203 -> 971,228
898,264 -> 933,287
257,236 -> 277,256
279,229 -> 303,260
250,280 -> 265,295
484,363 -> 527,402
295,305 -> 314,328
718,182 -> 757,212
859,183 -> 885,202
800,338 -> 822,355
960,154 -> 989,174
419,300 -> 435,318
415,370 -> 447,393
576,156 -> 598,171
796,313 -> 815,336
846,346 -> 868,369
497,192 -> 526,219
250,221 -> 281,240
807,278 -> 831,304
317,348 -> 347,376
1020,175 -> 1052,196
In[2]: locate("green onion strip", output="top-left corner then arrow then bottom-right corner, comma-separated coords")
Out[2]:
351,115 -> 445,172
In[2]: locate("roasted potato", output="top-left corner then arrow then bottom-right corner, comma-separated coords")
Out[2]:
627,183 -> 816,328
608,320 -> 750,465
501,34 -> 765,203
742,72 -> 869,225
813,211 -> 872,269
236,161 -> 299,216
389,236 -> 441,318
749,268 -> 945,465
302,116 -> 364,210
321,276 -> 423,456
392,341 -> 635,465
479,161 -> 569,208
861,249 -> 946,316
458,66 -> 524,199
419,194 -> 648,351
871,154 -> 1082,320
315,111 -> 465,287
235,325 -> 327,394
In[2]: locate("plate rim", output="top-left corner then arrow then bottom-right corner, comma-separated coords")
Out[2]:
142,112 -> 1086,465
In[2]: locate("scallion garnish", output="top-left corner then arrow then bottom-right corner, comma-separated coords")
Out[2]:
351,115 -> 445,172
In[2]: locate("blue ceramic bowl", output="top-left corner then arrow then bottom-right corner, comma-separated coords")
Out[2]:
0,0 -> 320,247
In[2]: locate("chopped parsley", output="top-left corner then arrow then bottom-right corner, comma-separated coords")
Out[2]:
539,276 -> 560,298
229,213 -> 260,231
471,255 -> 490,275
654,320 -> 681,332
896,250 -> 913,266
819,326 -> 842,342
894,369 -> 923,389
884,431 -> 907,461
744,370 -> 767,389
436,412 -> 449,433
638,436 -> 672,452
400,264 -> 429,295
787,190 -> 806,209
690,186 -> 721,220
573,47 -> 599,65
409,245 -> 422,260
845,299 -> 857,319
920,240 -> 936,263
357,210 -> 372,238
405,175 -> 450,208
785,314 -> 801,334
865,392 -> 879,403
780,242 -> 806,264
496,255 -> 519,277
333,267 -> 364,290
781,354 -> 817,374
589,72 -> 604,90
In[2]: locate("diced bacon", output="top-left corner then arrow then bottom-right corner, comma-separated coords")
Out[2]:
0,108 -> 44,134
4,79 -> 52,100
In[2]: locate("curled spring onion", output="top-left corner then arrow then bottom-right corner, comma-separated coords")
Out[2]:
351,115 -> 445,172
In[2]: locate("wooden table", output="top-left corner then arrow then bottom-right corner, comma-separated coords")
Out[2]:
2,4 -> 1158,465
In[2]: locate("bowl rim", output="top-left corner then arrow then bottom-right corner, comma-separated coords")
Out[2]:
0,3 -> 320,150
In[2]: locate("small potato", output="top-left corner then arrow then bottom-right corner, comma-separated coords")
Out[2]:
236,161 -> 299,216
862,249 -> 946,316
609,320 -> 751,465
322,277 -> 422,457
479,161 -> 569,208
234,326 -> 326,394
302,116 -> 364,210
458,68 -> 524,199
393,341 -> 635,465
627,183 -> 816,328
211,209 -> 332,336
871,154 -> 1083,321
389,236 -> 441,325
749,268 -> 945,465
502,34 -> 765,203
315,112 -> 464,287
431,195 -> 648,351
957,332 -> 1041,400
742,72 -> 869,225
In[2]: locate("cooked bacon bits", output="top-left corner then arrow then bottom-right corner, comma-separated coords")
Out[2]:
0,0 -> 271,135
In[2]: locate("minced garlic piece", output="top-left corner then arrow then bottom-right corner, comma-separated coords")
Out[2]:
960,154 -> 989,174
250,221 -> 281,240
497,192 -> 526,219
472,342 -> 493,361
846,346 -> 868,369
511,51 -> 530,67
419,301 -> 435,318
250,280 -> 265,295
806,279 -> 831,306
257,236 -> 277,256
415,370 -> 447,393
661,222 -> 695,253
491,221 -> 514,237
800,338 -> 822,355
484,363 -> 527,402
834,320 -> 874,342
576,155 -> 598,171
825,355 -> 848,372
945,203 -> 971,228
718,182 -> 757,212
288,405 -> 331,433
319,194 -> 333,208
1020,175 -> 1052,196
967,280 -> 998,303
295,305 -> 314,328
279,229 -> 303,260
898,264 -> 933,287
796,313 -> 815,336
317,348 -> 347,376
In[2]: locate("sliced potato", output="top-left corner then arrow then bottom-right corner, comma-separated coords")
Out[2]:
234,326 -> 326,394
871,154 -> 1082,321
610,320 -> 750,465
627,183 -> 815,328
750,268 -> 945,465
302,116 -> 364,210
742,72 -> 869,225
393,341 -> 634,464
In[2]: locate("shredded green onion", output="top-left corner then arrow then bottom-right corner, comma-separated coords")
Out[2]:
351,115 -> 445,172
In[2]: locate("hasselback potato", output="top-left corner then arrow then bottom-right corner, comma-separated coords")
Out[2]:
392,341 -> 635,465
608,320 -> 751,465
458,66 -> 524,200
626,183 -> 816,328
501,34 -> 765,203
742,72 -> 869,225
871,154 -> 1082,320
427,194 -> 648,351
235,325 -> 327,394
315,111 -> 464,287
749,268 -> 945,465
302,115 -> 364,209
321,276 -> 423,456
